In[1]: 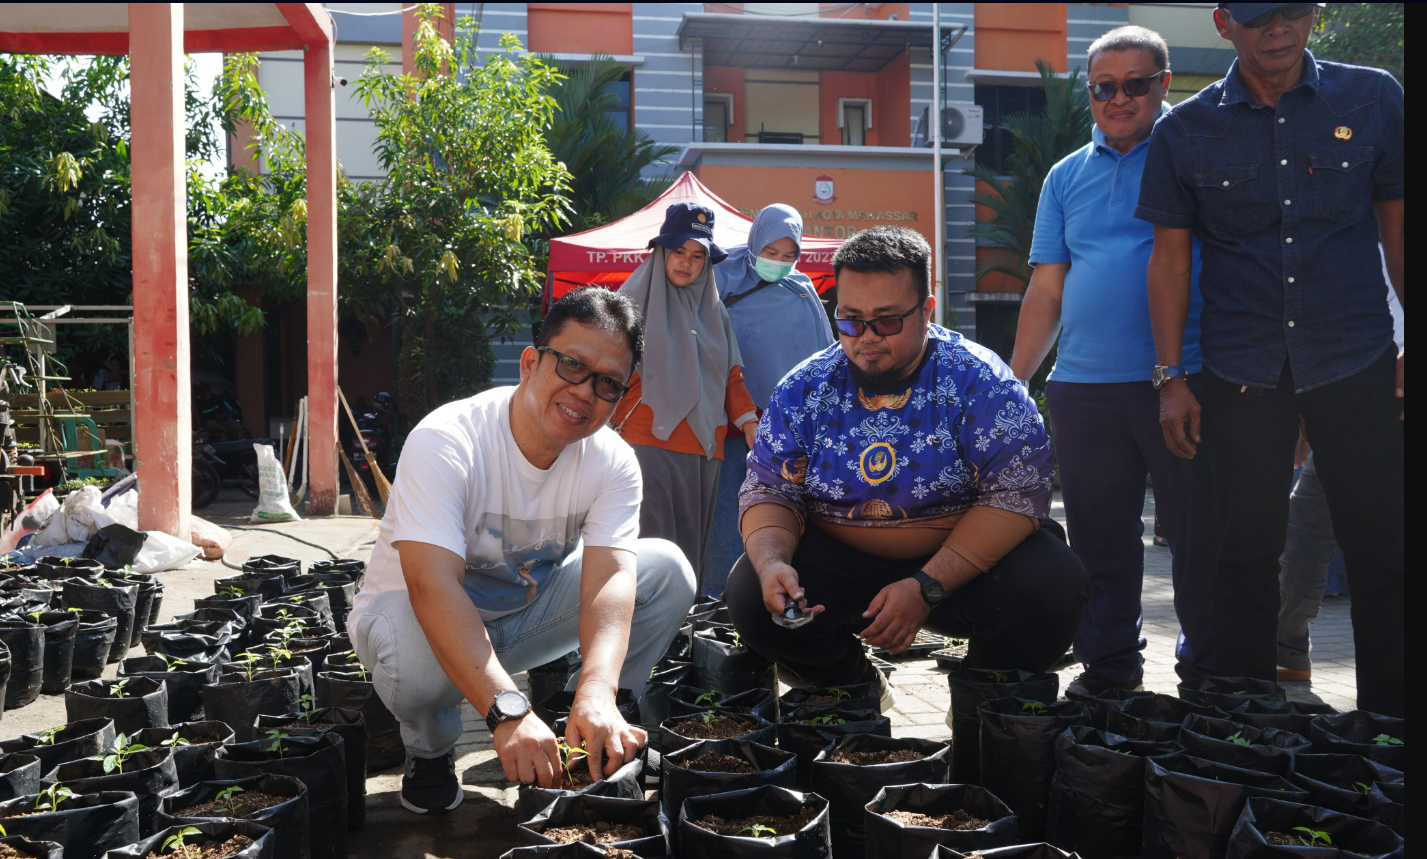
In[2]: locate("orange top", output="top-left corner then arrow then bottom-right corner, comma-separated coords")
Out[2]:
614,366 -> 757,460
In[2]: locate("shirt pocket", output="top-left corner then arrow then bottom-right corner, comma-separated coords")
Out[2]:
1194,165 -> 1264,237
1309,147 -> 1374,222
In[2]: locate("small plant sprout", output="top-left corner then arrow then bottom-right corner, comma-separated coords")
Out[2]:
694,691 -> 723,707
33,783 -> 74,813
109,678 -> 131,698
89,733 -> 149,774
808,714 -> 847,726
731,632 -> 743,648
162,731 -> 192,748
27,609 -> 44,622
162,826 -> 204,858
236,652 -> 262,681
213,785 -> 246,815
556,740 -> 588,783
737,824 -> 777,839
1372,733 -> 1404,746
827,688 -> 852,701
700,710 -> 716,726
217,585 -> 245,598
1020,700 -> 1048,715
988,670 -> 1010,682
267,646 -> 293,672
1225,731 -> 1252,747
275,608 -> 291,620
35,725 -> 65,746
1292,827 -> 1332,848
298,693 -> 319,722
354,661 -> 368,681
265,729 -> 291,758
1353,781 -> 1372,794
158,654 -> 190,670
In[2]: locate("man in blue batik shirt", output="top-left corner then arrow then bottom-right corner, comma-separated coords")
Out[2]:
1138,3 -> 1404,716
724,226 -> 1089,702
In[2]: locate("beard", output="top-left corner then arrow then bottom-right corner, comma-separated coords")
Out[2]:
848,355 -> 917,394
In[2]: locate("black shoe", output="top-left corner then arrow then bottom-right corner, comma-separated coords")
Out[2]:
1066,669 -> 1144,699
401,751 -> 463,814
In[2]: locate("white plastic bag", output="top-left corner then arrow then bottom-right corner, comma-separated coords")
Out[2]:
251,443 -> 300,523
0,489 -> 57,553
31,485 -> 105,546
132,527 -> 201,572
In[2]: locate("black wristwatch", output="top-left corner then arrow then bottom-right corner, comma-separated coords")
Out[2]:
911,571 -> 945,606
485,689 -> 531,733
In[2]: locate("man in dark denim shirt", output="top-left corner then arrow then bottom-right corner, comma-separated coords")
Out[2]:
1137,3 -> 1404,716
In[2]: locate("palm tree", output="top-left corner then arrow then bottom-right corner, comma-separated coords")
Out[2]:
541,57 -> 678,234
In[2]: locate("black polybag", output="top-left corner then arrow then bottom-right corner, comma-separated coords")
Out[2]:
215,571 -> 286,603
139,624 -> 230,665
661,709 -> 775,754
1044,725 -> 1178,858
196,593 -> 262,626
776,707 -> 890,788
268,591 -> 334,628
660,739 -> 796,838
0,751 -> 41,800
0,619 -> 43,709
863,783 -> 1019,859
65,677 -> 169,735
314,668 -> 403,770
499,844 -> 608,858
1226,795 -> 1403,858
0,645 -> 8,715
43,746 -> 179,836
1142,753 -> 1309,859
679,784 -> 831,859
932,844 -> 1076,859
81,523 -> 148,570
1106,693 -> 1226,742
691,627 -> 772,695
1367,781 -> 1402,837
809,734 -> 950,859
517,793 -> 665,856
1177,714 -> 1308,775
1309,712 -> 1406,770
947,668 -> 1058,784
255,707 -> 367,830
977,697 -> 1089,840
534,688 -> 640,728
63,579 -> 138,663
202,669 -> 302,744
132,721 -> 236,789
1177,675 -> 1285,709
515,747 -> 646,822
159,773 -> 309,859
1286,753 -> 1403,817
0,790 -> 140,859
127,580 -> 161,649
638,659 -> 695,728
1064,685 -> 1155,731
0,833 -> 61,858
226,655 -> 313,700
1226,698 -> 1337,736
70,611 -> 118,680
242,556 -> 301,579
670,686 -> 777,721
103,819 -> 276,859
0,717 -> 116,773
780,683 -> 880,717
215,732 -> 346,859
118,655 -> 221,724
35,612 -> 78,695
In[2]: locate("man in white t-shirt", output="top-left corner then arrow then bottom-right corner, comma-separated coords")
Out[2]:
347,287 -> 696,815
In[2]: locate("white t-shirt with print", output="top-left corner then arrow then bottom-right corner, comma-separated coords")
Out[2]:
348,386 -> 642,625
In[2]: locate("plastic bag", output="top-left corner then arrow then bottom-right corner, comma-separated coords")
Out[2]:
776,707 -> 890,788
0,752 -> 42,801
517,794 -> 664,853
30,485 -> 105,547
1177,714 -> 1308,775
0,790 -> 139,859
679,784 -> 831,859
256,707 -> 368,831
131,528 -> 200,573
1226,796 -> 1403,858
1224,698 -> 1337,735
64,676 -> 170,735
158,773 -> 309,859
0,488 -> 57,553
947,668 -> 1058,784
1308,711 -> 1406,770
1106,692 -> 1227,742
1368,781 -> 1403,836
251,443 -> 300,523
1176,675 -> 1285,709
1045,726 -> 1179,858
1142,754 -> 1308,859
808,734 -> 950,859
864,783 -> 1019,859
81,523 -> 147,569
41,746 -> 179,836
691,627 -> 771,695
659,738 -> 797,841
103,819 -> 275,859
977,697 -> 1090,840
1287,753 -> 1403,817
515,749 -> 646,822
214,733 -> 347,859
132,721 -> 235,790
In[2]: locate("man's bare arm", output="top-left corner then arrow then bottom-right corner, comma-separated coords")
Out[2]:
1146,225 -> 1200,458
1009,262 -> 1069,380
742,505 -> 821,615
566,545 -> 645,780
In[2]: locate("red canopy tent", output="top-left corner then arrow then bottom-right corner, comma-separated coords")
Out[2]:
545,171 -> 843,310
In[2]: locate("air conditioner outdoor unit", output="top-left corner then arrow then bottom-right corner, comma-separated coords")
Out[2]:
941,103 -> 983,146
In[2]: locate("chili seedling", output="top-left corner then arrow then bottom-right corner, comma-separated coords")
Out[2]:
738,824 -> 777,839
158,654 -> 190,670
235,652 -> 262,681
27,610 -> 43,623
265,729 -> 291,758
298,693 -> 319,722
1353,781 -> 1372,794
1019,701 -> 1047,715
161,825 -> 204,858
556,740 -> 588,784
1371,733 -> 1403,746
808,714 -> 847,726
988,670 -> 1010,682
826,688 -> 852,701
89,733 -> 149,774
162,731 -> 192,748
1225,731 -> 1252,747
109,678 -> 131,698
33,783 -> 74,813
694,690 -> 723,707
212,785 -> 246,816
35,725 -> 65,746
700,710 -> 716,726
267,646 -> 293,672
1292,827 -> 1332,847
217,585 -> 245,598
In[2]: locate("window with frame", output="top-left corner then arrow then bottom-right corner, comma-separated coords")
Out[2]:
974,84 -> 1046,174
842,104 -> 866,145
704,96 -> 730,142
607,72 -> 632,132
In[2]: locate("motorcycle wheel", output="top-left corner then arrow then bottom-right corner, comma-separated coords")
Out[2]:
238,462 -> 260,499
193,460 -> 221,509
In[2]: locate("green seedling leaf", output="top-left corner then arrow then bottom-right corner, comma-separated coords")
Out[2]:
808,714 -> 847,726
827,688 -> 851,701
556,740 -> 588,783
1371,733 -> 1403,746
35,725 -> 65,746
162,825 -> 203,857
738,824 -> 777,838
33,783 -> 74,813
162,731 -> 192,747
1225,731 -> 1252,747
213,785 -> 246,815
1353,781 -> 1372,794
700,710 -> 715,725
694,691 -> 720,706
988,670 -> 1009,682
27,610 -> 44,622
88,732 -> 148,774
109,678 -> 131,698
1292,827 -> 1332,847
1019,701 -> 1047,715
265,729 -> 290,758
159,654 -> 190,670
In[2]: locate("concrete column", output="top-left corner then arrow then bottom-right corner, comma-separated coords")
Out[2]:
129,3 -> 190,537
305,41 -> 339,515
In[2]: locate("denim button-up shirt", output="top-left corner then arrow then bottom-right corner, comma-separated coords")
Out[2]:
1136,53 -> 1404,391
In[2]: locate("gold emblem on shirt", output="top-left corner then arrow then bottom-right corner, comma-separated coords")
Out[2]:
780,456 -> 809,484
857,387 -> 912,411
859,441 -> 896,485
1334,126 -> 1352,141
857,499 -> 894,519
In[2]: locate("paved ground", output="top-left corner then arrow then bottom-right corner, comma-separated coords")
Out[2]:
2,489 -> 1360,858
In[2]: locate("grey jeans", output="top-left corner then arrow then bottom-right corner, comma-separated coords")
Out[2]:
1276,453 -> 1338,671
349,538 -> 696,758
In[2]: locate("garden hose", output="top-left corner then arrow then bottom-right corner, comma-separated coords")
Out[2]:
217,524 -> 341,570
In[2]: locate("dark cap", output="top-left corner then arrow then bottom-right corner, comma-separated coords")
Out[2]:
648,202 -> 727,264
1218,3 -> 1321,21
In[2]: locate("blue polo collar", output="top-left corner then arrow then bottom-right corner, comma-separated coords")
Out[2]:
1091,103 -> 1169,158
1221,49 -> 1321,107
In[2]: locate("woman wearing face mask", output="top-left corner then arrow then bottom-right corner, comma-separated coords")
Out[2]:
704,203 -> 835,597
615,203 -> 759,592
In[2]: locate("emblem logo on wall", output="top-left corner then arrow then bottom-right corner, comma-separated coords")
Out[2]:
813,174 -> 837,205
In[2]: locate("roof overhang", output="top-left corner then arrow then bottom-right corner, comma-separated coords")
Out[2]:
0,3 -> 333,55
678,12 -> 965,72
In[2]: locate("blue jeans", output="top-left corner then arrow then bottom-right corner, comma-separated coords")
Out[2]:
705,436 -> 749,599
349,538 -> 696,758
1276,453 -> 1339,672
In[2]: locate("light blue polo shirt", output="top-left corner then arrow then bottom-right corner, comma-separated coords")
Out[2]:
1030,113 -> 1203,383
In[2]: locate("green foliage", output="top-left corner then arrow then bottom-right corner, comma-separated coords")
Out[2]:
109,678 -> 131,698
35,725 -> 65,746
1019,700 -> 1048,715
1292,827 -> 1332,847
162,731 -> 192,748
158,654 -> 190,670
88,732 -> 148,774
1311,3 -> 1403,83
162,825 -> 203,857
213,785 -> 246,815
265,729 -> 290,758
556,739 -> 587,783
33,783 -> 74,813
738,824 -> 777,838
298,693 -> 318,722
1372,733 -> 1403,746
694,691 -> 721,707
807,714 -> 847,726
1225,731 -> 1252,747
826,688 -> 852,702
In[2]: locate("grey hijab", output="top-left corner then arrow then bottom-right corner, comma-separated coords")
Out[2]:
618,245 -> 742,458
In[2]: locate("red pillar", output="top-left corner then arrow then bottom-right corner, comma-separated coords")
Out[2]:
305,40 -> 338,515
129,3 -> 190,537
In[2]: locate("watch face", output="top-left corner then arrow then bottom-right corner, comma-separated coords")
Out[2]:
495,690 -> 528,718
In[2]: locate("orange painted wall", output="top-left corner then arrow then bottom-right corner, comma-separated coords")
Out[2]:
704,66 -> 745,143
875,52 -> 911,147
820,70 -> 877,147
973,179 -> 1027,293
974,3 -> 1067,72
820,2 -> 910,20
696,164 -> 934,248
528,3 -> 632,55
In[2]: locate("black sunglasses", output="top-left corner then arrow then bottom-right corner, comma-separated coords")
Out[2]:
1232,3 -> 1315,29
536,347 -> 629,403
1087,69 -> 1168,102
834,303 -> 923,339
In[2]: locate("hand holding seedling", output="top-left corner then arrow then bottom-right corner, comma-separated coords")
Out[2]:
492,704 -> 563,789
565,679 -> 647,784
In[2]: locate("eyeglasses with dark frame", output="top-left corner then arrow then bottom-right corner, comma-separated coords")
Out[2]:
1087,69 -> 1168,102
536,347 -> 630,403
1231,3 -> 1316,29
833,303 -> 924,339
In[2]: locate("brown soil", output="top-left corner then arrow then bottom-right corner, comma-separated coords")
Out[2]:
793,716 -> 854,726
143,835 -> 254,859
670,714 -> 756,740
1261,831 -> 1362,855
277,720 -> 334,730
179,790 -> 289,819
542,820 -> 648,845
685,751 -> 757,773
560,756 -> 594,789
0,845 -> 39,858
801,694 -> 851,705
884,809 -> 991,831
934,645 -> 968,658
695,807 -> 819,837
828,748 -> 923,765
603,851 -> 638,859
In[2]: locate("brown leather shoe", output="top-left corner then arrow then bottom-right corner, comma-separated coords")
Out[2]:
1276,666 -> 1311,682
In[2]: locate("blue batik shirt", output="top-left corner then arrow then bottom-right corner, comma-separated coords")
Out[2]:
738,325 -> 1053,527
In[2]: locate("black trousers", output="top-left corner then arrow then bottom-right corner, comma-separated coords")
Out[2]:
725,522 -> 1090,687
1202,349 -> 1403,716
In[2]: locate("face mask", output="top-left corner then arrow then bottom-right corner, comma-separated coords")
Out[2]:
752,255 -> 796,283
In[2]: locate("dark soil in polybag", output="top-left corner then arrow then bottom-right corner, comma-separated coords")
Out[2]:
1309,711 -> 1405,770
159,773 -> 309,859
534,688 -> 639,729
314,669 -> 403,771
0,752 -> 41,801
1142,753 -> 1308,859
1286,753 -> 1403,817
679,784 -> 830,859
202,670 -> 302,744
1225,698 -> 1337,735
1368,781 -> 1402,837
515,747 -> 646,822
70,611 -> 117,680
1045,725 -> 1180,859
265,593 -> 334,630
661,711 -> 774,751
225,655 -> 313,701
1105,692 -> 1226,742
0,790 -> 139,859
976,697 -> 1089,841
119,656 -> 221,724
256,707 -> 366,829
669,686 -> 776,721
1176,675 -> 1285,710
1228,795 -> 1403,858
102,819 -> 275,859
637,660 -> 694,729
691,627 -> 772,696
779,683 -> 879,717
1064,685 -> 1155,731
777,707 -> 890,788
660,739 -> 796,840
864,783 -> 1019,859
0,621 -> 43,709
947,668 -> 1058,784
65,677 -> 169,735
517,793 -> 663,856
0,833 -> 61,858
215,732 -> 346,859
0,717 -> 116,773
33,613 -> 77,696
132,721 -> 236,789
42,746 -> 179,836
809,734 -> 950,859
62,578 -> 138,663
1177,713 -> 1308,775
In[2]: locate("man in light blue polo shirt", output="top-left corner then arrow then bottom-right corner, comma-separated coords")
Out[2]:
1010,25 -> 1213,695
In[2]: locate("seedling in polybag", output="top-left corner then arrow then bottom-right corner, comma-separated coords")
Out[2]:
217,585 -> 245,598
808,714 -> 847,726
1372,733 -> 1403,746
109,678 -> 132,698
162,825 -> 204,858
731,632 -> 743,648
1353,781 -> 1372,794
556,740 -> 588,783
1292,827 -> 1332,847
988,670 -> 1009,682
35,725 -> 65,746
162,731 -> 192,748
213,785 -> 246,815
826,688 -> 852,701
158,654 -> 190,670
1225,731 -> 1252,747
27,610 -> 43,623
694,690 -> 723,707
1019,701 -> 1047,715
267,646 -> 293,672
699,710 -> 716,726
266,729 -> 291,758
235,652 -> 263,681
33,783 -> 74,812
738,824 -> 777,838
89,733 -> 149,774
298,693 -> 319,722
